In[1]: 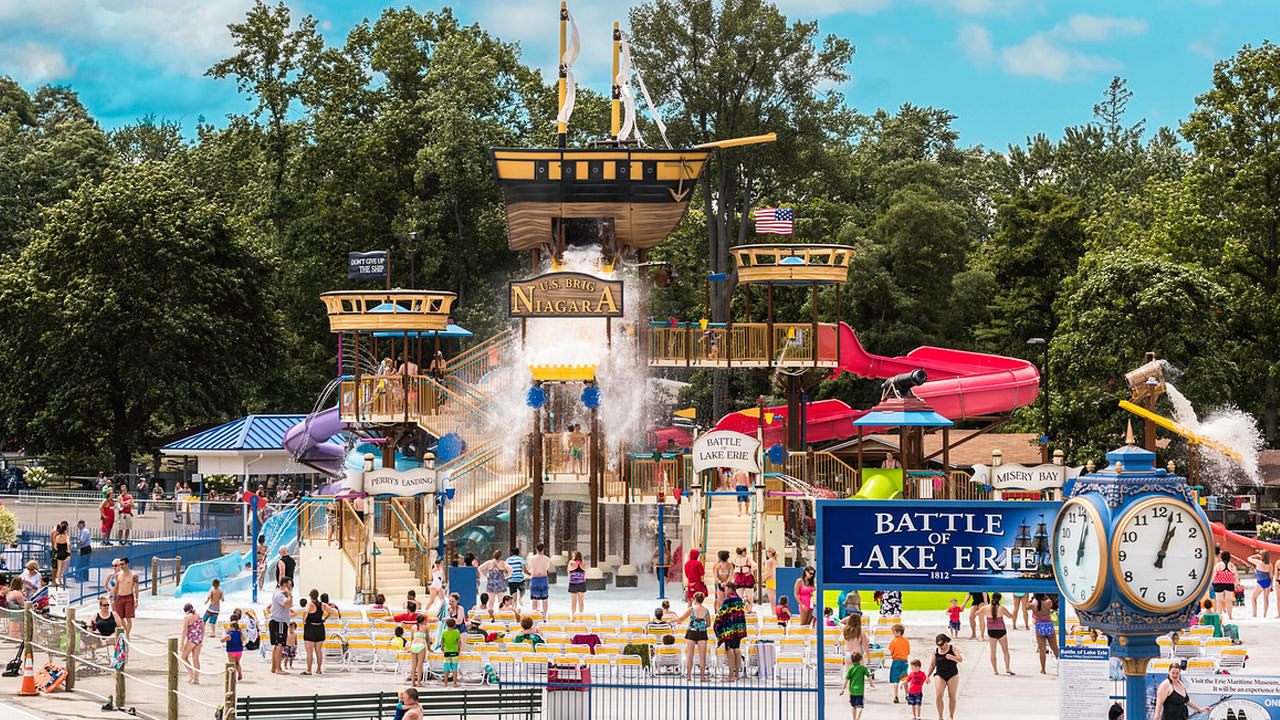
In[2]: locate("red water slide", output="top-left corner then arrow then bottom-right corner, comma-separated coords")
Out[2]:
714,322 -> 1041,446
1212,522 -> 1280,563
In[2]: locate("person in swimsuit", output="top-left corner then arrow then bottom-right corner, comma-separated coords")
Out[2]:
793,566 -> 816,625
675,591 -> 711,681
1156,664 -> 1206,720
1030,593 -> 1059,674
203,578 -> 224,637
712,551 -> 733,610
1248,550 -> 1273,618
964,591 -> 987,639
302,588 -> 332,675
763,548 -> 779,608
1011,592 -> 1029,630
983,592 -> 1015,676
567,551 -> 587,619
408,614 -> 430,687
927,634 -> 963,720
51,522 -> 70,587
425,559 -> 446,614
731,547 -> 756,610
179,603 -> 204,684
479,550 -> 509,612
842,612 -> 869,666
221,620 -> 244,681
732,469 -> 751,516
1212,550 -> 1236,619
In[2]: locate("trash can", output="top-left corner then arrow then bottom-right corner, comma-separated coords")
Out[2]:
546,661 -> 590,720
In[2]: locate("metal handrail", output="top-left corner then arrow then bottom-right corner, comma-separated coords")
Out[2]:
386,498 -> 432,584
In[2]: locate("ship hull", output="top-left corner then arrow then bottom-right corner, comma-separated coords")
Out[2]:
491,147 -> 711,252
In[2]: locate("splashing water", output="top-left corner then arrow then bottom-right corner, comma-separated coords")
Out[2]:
1165,383 -> 1264,488
482,245 -> 654,474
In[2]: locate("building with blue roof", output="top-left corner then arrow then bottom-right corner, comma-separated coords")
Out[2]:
161,415 -> 344,478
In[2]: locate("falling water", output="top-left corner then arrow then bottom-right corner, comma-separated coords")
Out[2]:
482,245 -> 654,473
1165,383 -> 1264,488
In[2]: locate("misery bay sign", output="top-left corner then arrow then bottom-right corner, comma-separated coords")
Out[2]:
510,272 -> 624,318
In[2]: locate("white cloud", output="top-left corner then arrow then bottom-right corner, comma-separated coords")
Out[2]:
957,13 -> 1145,82
956,23 -> 994,64
1188,40 -> 1216,61
773,0 -> 895,15
1055,14 -> 1148,43
0,0 -> 255,77
1000,34 -> 1114,81
0,41 -> 71,83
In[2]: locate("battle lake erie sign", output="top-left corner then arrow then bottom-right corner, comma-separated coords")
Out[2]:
509,272 -> 624,318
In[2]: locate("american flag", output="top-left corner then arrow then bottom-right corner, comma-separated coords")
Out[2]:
753,207 -> 794,235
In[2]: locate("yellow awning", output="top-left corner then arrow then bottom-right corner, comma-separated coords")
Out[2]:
673,408 -> 697,420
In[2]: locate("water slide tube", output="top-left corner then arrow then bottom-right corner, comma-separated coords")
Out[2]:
714,322 -> 1040,446
175,551 -> 248,598
1211,522 -> 1280,564
282,406 -> 346,477
851,469 -> 904,500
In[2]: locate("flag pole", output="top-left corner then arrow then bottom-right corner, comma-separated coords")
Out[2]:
558,3 -> 568,148
611,22 -> 621,139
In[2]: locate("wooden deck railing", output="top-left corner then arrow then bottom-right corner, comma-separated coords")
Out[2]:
647,322 -> 838,367
339,373 -> 493,427
441,445 -> 528,534
444,329 -> 515,387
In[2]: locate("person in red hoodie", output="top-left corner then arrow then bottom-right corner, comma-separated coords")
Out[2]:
683,549 -> 707,602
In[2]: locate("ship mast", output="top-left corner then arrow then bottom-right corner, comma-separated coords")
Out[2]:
611,22 -> 621,139
558,2 -> 568,148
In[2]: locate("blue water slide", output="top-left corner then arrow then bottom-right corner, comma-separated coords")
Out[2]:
175,551 -> 248,598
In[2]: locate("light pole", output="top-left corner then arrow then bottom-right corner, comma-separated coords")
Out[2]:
1027,337 -> 1049,462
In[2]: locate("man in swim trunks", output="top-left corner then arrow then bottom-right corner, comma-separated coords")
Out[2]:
526,543 -> 551,618
111,557 -> 139,637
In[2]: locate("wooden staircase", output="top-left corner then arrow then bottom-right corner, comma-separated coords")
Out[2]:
372,533 -> 428,604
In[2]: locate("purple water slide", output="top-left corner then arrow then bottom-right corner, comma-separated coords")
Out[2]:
282,406 -> 346,477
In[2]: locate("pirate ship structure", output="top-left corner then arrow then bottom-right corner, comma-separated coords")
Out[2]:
490,3 -> 775,263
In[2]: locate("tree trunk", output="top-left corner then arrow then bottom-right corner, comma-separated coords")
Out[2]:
1266,369 -> 1277,444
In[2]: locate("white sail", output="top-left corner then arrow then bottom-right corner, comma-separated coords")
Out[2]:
619,32 -> 671,149
616,31 -> 641,145
555,8 -> 581,128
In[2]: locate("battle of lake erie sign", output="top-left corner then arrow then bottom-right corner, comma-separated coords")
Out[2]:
509,272 -> 624,318
691,430 -> 761,475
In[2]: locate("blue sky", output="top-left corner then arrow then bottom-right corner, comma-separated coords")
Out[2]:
0,0 -> 1271,150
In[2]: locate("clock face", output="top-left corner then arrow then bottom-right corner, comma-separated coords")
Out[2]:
1052,498 -> 1106,609
1112,497 -> 1213,612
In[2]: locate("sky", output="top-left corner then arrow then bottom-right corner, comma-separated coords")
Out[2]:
0,0 -> 1272,151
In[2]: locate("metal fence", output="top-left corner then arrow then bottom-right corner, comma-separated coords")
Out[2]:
15,530 -> 221,604
2,494 -> 294,543
497,671 -> 817,720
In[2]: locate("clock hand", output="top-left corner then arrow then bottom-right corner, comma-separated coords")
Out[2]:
1075,521 -> 1090,566
1154,513 -> 1176,569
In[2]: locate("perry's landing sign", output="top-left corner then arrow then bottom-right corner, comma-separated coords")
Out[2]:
509,272 -> 624,318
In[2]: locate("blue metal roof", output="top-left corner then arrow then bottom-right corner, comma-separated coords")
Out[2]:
852,410 -> 954,428
163,415 -> 344,452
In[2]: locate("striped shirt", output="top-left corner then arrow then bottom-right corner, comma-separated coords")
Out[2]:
506,556 -> 525,583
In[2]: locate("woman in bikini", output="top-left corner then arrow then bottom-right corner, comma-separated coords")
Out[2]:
731,547 -> 756,611
928,634 -> 963,720
983,592 -> 1015,675
763,548 -> 779,608
675,592 -> 712,681
1030,593 -> 1059,674
1211,550 -> 1236,620
712,551 -> 733,610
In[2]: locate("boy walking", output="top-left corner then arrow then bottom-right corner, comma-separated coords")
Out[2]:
887,623 -> 910,703
440,618 -> 464,687
840,651 -> 874,720
901,659 -> 927,719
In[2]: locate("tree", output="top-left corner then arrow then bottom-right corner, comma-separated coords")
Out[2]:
0,163 -> 278,470
207,0 -> 321,239
629,0 -> 854,417
1051,250 -> 1236,464
1181,40 -> 1280,442
110,114 -> 185,163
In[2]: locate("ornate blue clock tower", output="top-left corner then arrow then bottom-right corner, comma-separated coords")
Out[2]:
1053,426 -> 1213,718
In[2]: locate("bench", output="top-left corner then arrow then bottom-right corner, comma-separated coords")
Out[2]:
236,688 -> 542,719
